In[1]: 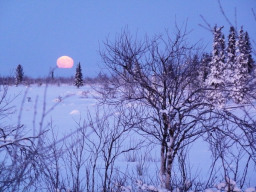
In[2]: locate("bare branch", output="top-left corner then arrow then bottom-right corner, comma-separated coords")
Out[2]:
217,0 -> 234,27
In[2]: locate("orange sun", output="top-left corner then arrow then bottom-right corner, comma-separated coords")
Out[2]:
57,56 -> 74,68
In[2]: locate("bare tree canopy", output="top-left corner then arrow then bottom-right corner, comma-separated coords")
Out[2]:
99,27 -> 256,190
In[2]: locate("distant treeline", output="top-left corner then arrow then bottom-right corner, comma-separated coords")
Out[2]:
0,73 -> 109,86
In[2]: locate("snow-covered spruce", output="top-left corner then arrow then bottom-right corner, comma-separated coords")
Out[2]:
231,27 -> 250,104
225,26 -> 236,91
206,26 -> 226,106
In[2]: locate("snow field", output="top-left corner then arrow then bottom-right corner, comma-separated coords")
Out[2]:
3,84 -> 256,190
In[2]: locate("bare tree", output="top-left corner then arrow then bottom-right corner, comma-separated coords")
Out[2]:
84,106 -> 142,192
0,85 -> 49,191
62,123 -> 87,192
0,85 -> 78,191
40,127 -> 64,192
204,118 -> 254,191
99,28 -> 218,189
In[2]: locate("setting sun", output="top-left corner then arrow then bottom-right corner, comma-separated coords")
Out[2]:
57,56 -> 74,68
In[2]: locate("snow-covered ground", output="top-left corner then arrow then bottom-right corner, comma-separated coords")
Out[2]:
3,84 -> 256,190
8,84 -> 98,134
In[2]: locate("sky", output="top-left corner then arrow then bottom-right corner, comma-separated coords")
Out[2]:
0,0 -> 255,78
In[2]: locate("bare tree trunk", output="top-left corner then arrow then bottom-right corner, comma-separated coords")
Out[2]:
160,140 -> 166,186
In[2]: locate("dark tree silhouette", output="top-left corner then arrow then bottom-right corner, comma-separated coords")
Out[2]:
15,64 -> 24,86
199,53 -> 211,83
74,62 -> 83,88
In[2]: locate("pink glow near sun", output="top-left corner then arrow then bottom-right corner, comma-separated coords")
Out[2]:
57,56 -> 74,68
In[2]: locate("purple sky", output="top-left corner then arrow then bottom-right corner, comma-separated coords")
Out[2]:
0,0 -> 255,78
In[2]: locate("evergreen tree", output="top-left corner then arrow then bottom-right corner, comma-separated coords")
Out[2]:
198,53 -> 211,83
244,31 -> 254,74
190,54 -> 201,89
74,62 -> 83,88
51,70 -> 54,80
206,26 -> 226,106
225,26 -> 236,88
232,27 -> 251,103
191,54 -> 200,71
15,64 -> 24,86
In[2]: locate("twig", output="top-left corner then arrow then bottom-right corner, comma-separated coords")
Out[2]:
218,0 -> 234,27
199,15 -> 213,32
252,8 -> 256,22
